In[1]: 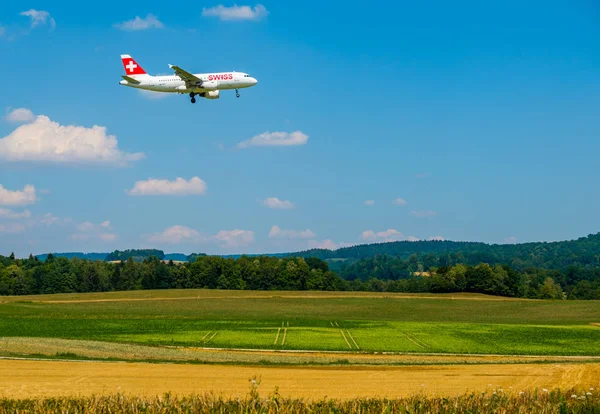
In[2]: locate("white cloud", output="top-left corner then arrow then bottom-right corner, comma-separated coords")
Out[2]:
393,198 -> 408,206
138,90 -> 171,100
407,236 -> 420,242
361,229 -> 406,242
411,210 -> 437,218
0,208 -> 31,220
215,229 -> 255,248
428,236 -> 445,241
99,233 -> 118,242
0,223 -> 26,234
146,225 -> 202,244
0,115 -> 144,166
504,236 -> 518,244
20,9 -> 55,29
40,213 -> 60,225
127,177 -> 207,196
308,239 -> 341,250
262,197 -> 294,209
70,232 -> 117,242
77,221 -> 96,232
269,225 -> 315,239
145,225 -> 254,248
114,14 -> 163,31
202,4 -> 268,21
0,184 -> 37,206
364,200 -> 375,206
71,220 -> 116,242
6,108 -> 35,123
237,131 -> 308,148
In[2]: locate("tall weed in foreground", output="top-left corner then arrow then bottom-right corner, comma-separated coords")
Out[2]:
0,386 -> 598,413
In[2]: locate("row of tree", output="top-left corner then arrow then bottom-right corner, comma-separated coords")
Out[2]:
0,253 -> 598,299
0,254 -> 343,295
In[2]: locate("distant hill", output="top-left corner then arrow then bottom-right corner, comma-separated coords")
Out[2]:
32,232 -> 600,270
105,249 -> 165,262
186,253 -> 208,262
36,252 -> 108,261
289,240 -> 486,260
163,253 -> 189,262
286,233 -> 600,271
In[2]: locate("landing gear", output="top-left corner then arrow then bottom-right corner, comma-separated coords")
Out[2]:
235,89 -> 240,98
190,92 -> 196,104
191,98 -> 196,104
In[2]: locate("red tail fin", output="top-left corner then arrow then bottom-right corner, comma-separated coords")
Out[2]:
120,54 -> 147,75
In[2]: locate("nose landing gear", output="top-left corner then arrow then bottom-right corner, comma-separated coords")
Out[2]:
235,89 -> 240,98
190,92 -> 196,104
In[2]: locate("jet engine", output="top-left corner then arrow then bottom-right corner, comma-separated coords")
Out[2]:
201,90 -> 220,100
200,80 -> 218,90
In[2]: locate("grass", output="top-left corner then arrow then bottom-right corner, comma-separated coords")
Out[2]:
0,387 -> 599,413
0,290 -> 599,357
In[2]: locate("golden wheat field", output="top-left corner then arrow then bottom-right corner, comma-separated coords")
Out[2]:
1,359 -> 599,400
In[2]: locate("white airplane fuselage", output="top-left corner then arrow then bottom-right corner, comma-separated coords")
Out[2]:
119,72 -> 258,94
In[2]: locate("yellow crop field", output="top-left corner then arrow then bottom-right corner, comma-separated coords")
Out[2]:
1,359 -> 599,400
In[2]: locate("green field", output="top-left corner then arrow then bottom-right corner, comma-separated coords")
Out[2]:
1,290 -> 599,356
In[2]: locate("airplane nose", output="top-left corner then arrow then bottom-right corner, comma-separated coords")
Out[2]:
251,77 -> 258,85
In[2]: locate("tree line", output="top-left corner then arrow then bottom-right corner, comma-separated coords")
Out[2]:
337,254 -> 600,299
0,254 -> 343,295
0,252 -> 598,299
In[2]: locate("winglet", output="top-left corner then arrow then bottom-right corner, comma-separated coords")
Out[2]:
168,64 -> 174,69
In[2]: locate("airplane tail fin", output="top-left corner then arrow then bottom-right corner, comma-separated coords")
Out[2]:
120,54 -> 147,75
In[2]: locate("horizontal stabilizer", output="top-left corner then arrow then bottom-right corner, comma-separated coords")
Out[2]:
121,75 -> 141,84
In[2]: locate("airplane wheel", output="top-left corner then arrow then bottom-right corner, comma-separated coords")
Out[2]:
189,92 -> 195,98
236,94 -> 240,98
191,98 -> 196,104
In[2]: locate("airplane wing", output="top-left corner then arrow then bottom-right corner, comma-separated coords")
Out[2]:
169,64 -> 202,88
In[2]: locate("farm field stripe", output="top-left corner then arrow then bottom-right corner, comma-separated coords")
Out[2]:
330,321 -> 334,327
201,332 -> 212,341
340,330 -> 352,349
347,330 -> 360,350
33,294 -> 529,304
400,331 -> 427,350
274,328 -> 281,345
205,332 -> 218,344
190,347 -> 600,359
335,321 -> 340,327
404,332 -> 430,350
281,328 -> 288,346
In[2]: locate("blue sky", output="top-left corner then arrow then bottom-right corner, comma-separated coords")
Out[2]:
1,0 -> 599,256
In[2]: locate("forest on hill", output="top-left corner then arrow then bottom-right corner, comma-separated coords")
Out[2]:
294,233 -> 600,270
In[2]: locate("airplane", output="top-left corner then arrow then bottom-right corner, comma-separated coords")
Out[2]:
118,54 -> 258,103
